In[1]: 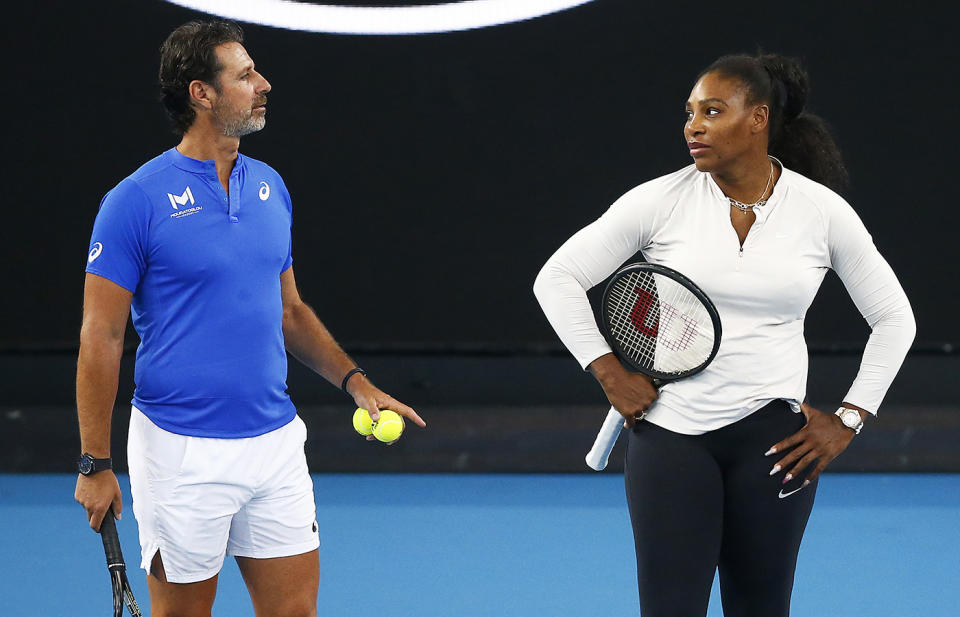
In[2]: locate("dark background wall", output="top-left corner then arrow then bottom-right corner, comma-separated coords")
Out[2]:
2,0 -> 955,472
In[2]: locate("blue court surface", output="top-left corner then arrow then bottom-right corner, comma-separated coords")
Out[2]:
1,473 -> 957,616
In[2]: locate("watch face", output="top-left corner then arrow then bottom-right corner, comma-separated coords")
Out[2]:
78,456 -> 92,474
842,411 -> 860,428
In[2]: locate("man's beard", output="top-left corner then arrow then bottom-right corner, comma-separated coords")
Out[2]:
214,103 -> 266,138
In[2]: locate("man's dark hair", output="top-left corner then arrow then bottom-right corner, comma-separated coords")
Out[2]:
159,20 -> 244,136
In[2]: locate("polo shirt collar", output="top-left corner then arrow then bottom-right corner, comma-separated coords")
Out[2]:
167,147 -> 245,180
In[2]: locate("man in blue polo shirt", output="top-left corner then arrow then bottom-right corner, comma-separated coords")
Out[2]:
74,21 -> 425,617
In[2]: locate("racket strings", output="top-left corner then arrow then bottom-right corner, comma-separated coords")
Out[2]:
605,271 -> 716,375
607,275 -> 658,364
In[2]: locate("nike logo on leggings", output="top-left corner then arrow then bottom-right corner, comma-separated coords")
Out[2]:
778,486 -> 806,499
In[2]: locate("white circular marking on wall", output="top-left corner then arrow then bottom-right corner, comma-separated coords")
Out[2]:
163,0 -> 596,35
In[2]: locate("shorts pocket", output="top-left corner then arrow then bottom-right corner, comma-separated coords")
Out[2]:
138,415 -> 191,483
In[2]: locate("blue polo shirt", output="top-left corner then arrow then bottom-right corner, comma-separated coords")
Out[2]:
85,148 -> 297,437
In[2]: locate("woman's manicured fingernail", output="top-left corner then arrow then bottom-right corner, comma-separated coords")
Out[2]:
769,465 -> 780,476
783,473 -> 793,483
764,447 -> 777,456
803,480 -> 810,487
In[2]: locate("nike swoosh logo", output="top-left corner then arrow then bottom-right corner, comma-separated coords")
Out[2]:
778,486 -> 806,499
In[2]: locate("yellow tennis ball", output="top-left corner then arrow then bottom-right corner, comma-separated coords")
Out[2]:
353,407 -> 374,436
372,409 -> 405,443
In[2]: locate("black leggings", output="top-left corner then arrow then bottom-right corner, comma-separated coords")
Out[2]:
624,400 -> 817,617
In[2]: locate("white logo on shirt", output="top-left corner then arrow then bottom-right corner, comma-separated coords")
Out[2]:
167,186 -> 195,210
88,242 -> 103,263
170,206 -> 203,219
259,181 -> 270,201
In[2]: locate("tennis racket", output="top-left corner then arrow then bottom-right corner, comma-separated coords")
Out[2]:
585,262 -> 722,470
99,507 -> 143,617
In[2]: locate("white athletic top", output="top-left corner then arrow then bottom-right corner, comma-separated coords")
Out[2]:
533,163 -> 916,434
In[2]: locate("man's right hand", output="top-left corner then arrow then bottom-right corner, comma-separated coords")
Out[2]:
75,470 -> 123,532
588,353 -> 659,427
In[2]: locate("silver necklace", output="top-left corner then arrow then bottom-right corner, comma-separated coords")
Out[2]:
729,161 -> 774,213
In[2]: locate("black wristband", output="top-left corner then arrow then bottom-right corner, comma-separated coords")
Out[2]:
340,367 -> 366,393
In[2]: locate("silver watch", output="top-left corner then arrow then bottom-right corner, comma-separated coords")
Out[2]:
835,407 -> 864,435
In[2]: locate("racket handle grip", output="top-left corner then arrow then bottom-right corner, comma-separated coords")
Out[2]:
585,407 -> 625,471
99,507 -> 125,569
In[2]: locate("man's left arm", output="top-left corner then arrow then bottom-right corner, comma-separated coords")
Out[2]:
280,267 -> 425,430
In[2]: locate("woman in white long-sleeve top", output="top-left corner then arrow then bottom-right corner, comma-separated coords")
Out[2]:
533,53 -> 916,616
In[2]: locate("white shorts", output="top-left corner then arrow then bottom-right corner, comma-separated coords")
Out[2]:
127,406 -> 320,583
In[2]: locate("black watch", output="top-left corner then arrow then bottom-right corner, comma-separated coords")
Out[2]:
77,452 -> 112,476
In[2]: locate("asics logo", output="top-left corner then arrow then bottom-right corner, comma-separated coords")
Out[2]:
259,181 -> 270,201
88,242 -> 103,263
162,0 -> 596,35
167,186 -> 195,210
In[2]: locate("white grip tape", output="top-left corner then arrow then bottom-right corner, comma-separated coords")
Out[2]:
584,407 -> 624,471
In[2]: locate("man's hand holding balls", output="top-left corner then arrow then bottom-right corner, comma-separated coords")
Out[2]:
354,408 -> 406,443
344,373 -> 426,444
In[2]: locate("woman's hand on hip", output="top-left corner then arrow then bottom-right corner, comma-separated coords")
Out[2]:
765,402 -> 859,487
